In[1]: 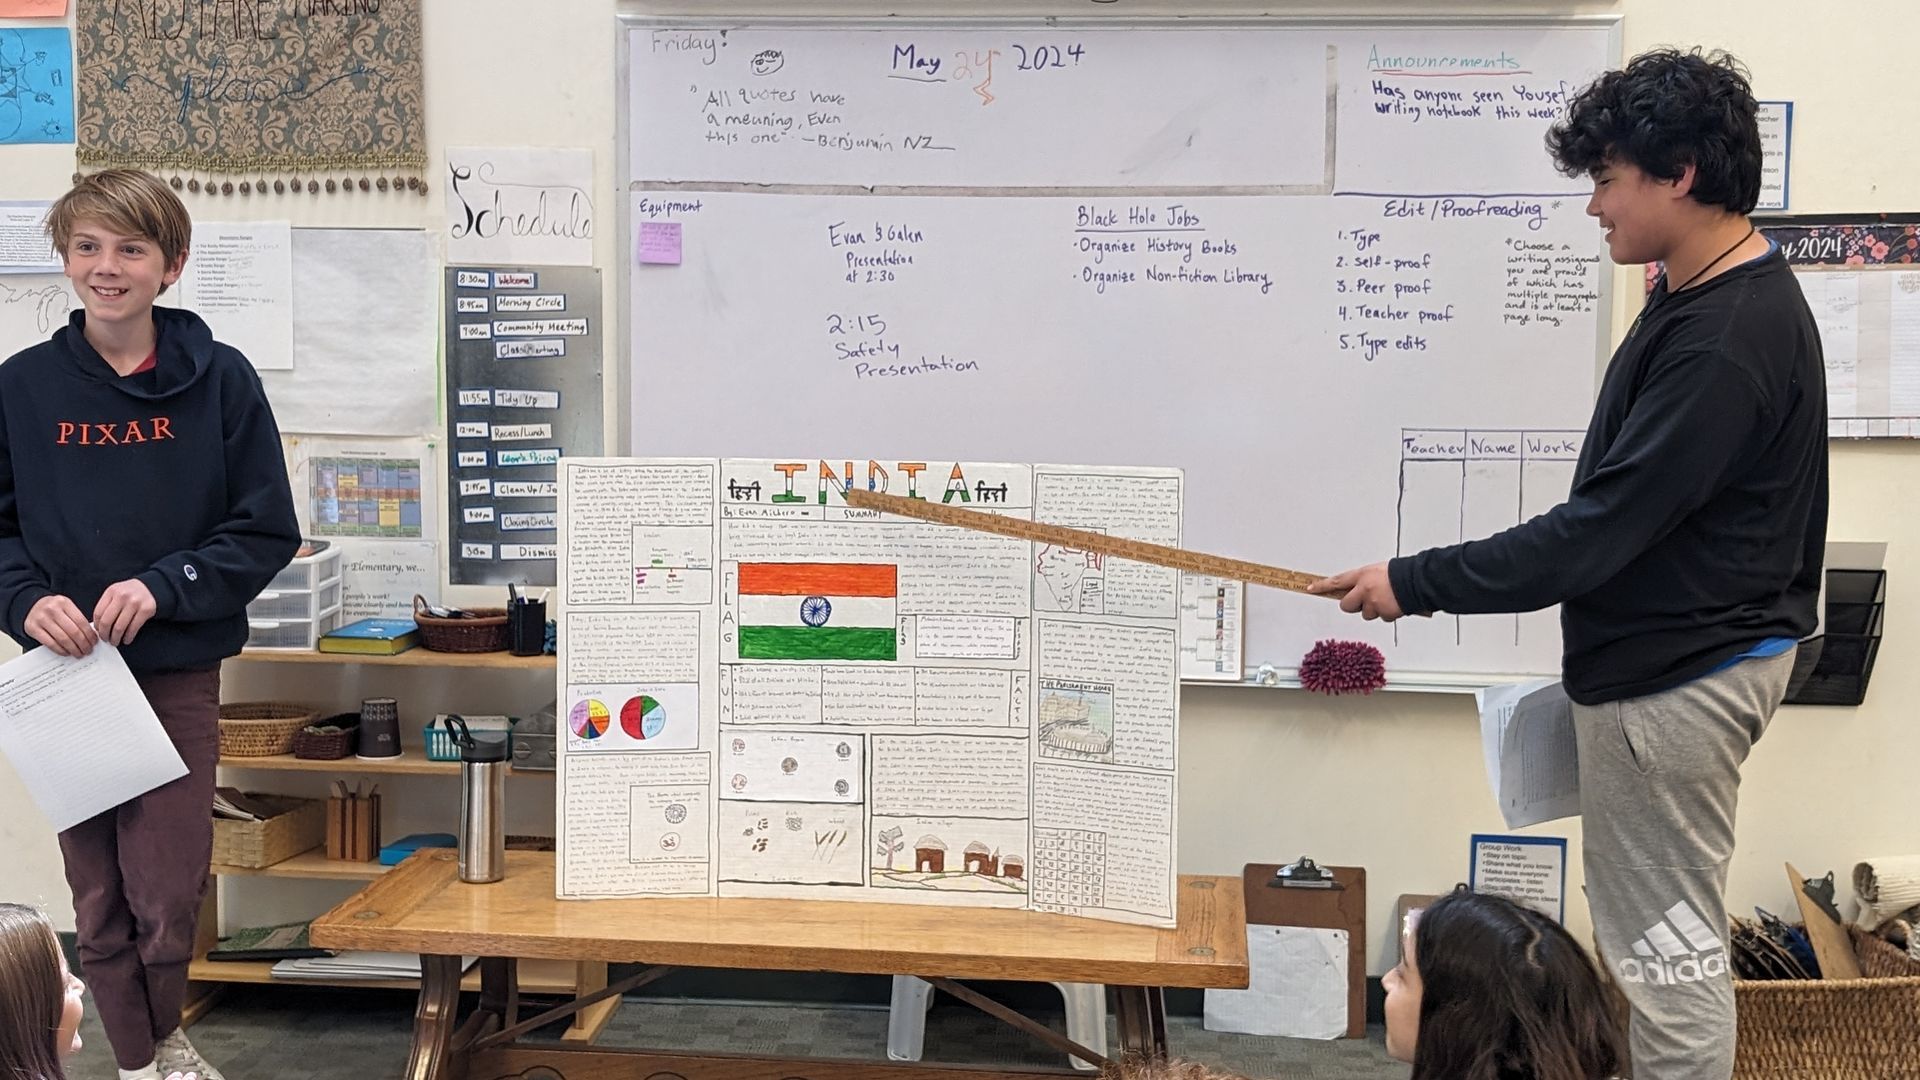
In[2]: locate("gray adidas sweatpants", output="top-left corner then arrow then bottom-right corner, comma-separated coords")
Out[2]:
1572,647 -> 1795,1080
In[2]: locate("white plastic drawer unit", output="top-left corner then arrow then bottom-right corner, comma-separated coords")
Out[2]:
249,577 -> 344,622
266,545 -> 343,593
246,608 -> 345,650
246,545 -> 346,649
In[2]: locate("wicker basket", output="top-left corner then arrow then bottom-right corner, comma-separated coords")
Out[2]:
218,702 -> 316,758
211,794 -> 325,869
412,595 -> 509,653
291,713 -> 359,760
1732,927 -> 1920,1078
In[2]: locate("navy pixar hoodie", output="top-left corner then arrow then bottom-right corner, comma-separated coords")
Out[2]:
0,307 -> 300,672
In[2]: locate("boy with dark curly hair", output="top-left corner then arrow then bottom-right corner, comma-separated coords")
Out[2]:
1314,49 -> 1827,1080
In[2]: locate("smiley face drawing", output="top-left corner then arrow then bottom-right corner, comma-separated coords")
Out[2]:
751,49 -> 784,76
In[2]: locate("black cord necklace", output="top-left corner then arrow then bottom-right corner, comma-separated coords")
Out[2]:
1670,225 -> 1759,294
1631,226 -> 1759,340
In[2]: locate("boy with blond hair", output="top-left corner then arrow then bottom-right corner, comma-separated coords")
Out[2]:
1,168 -> 299,1080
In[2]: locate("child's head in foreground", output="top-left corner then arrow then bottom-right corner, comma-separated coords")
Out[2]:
1388,887 -> 1624,1080
0,902 -> 86,1080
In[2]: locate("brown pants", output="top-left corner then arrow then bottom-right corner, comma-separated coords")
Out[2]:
58,666 -> 220,1071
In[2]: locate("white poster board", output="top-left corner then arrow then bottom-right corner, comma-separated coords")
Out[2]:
556,458 -> 1183,927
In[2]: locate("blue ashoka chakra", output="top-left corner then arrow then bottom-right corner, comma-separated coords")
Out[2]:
800,595 -> 832,627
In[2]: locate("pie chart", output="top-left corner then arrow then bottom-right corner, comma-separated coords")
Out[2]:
569,699 -> 610,739
621,694 -> 668,740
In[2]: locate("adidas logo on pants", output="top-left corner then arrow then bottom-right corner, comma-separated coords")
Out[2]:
1615,901 -> 1728,985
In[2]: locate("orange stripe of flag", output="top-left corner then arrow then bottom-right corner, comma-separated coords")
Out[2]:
738,563 -> 897,597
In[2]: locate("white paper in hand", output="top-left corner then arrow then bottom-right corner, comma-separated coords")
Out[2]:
0,642 -> 186,831
1475,678 -> 1580,829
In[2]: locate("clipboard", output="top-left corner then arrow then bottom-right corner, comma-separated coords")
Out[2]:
1243,862 -> 1367,1038
1786,862 -> 1863,979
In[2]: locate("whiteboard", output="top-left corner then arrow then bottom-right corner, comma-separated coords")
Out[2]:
628,27 -> 1331,188
619,18 -> 1620,683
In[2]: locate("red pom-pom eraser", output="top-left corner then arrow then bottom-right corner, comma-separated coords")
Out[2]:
1297,639 -> 1387,695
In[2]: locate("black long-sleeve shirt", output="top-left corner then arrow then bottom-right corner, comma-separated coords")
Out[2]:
1389,246 -> 1828,705
0,307 -> 300,671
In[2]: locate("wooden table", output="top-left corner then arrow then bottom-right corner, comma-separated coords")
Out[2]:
311,849 -> 1249,1080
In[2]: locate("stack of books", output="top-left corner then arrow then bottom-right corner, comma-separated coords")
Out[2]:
270,952 -> 476,980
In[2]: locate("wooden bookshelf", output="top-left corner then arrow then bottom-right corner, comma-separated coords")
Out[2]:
235,647 -> 555,670
220,744 -> 556,776
210,848 -> 391,881
197,641 -> 605,1041
220,747 -> 459,775
188,955 -> 580,994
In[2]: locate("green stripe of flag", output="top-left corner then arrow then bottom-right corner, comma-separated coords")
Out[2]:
739,626 -> 897,661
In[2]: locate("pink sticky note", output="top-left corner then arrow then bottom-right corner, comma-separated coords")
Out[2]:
638,221 -> 683,265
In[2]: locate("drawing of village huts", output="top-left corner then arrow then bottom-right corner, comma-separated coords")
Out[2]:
964,842 -> 999,877
914,835 -> 946,873
874,829 -> 1026,893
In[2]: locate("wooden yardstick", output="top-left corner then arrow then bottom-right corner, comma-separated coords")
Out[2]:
842,487 -> 1338,597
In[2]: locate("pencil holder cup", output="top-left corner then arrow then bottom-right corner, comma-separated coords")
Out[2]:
356,697 -> 402,759
508,599 -> 547,656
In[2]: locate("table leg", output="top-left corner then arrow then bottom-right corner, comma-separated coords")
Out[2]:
1145,986 -> 1168,1052
406,954 -> 466,1080
478,957 -> 519,1031
1110,986 -> 1170,1061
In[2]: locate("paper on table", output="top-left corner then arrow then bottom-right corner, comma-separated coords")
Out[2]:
0,642 -> 186,832
1203,925 -> 1348,1039
1475,678 -> 1580,829
270,952 -> 477,979
175,222 -> 295,371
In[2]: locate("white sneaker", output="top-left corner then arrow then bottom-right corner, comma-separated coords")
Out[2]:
116,1066 -> 161,1080
155,1028 -> 225,1080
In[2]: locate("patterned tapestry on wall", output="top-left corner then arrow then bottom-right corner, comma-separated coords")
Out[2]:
74,1 -> 426,196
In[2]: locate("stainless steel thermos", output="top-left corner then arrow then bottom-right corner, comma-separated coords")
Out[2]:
444,715 -> 509,884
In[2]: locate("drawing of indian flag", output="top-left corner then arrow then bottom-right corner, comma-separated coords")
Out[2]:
738,563 -> 898,661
